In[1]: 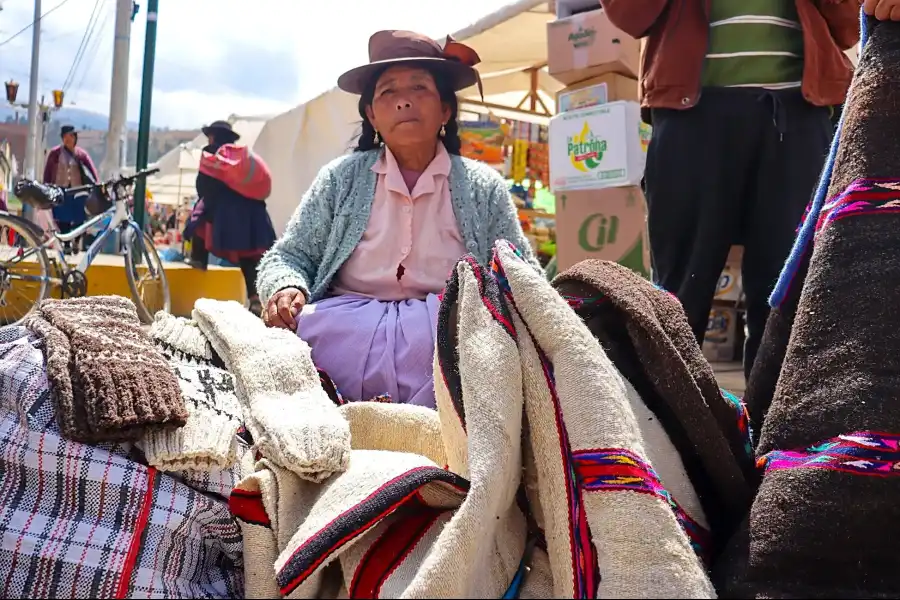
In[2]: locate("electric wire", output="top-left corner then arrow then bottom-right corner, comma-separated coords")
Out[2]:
0,0 -> 76,48
61,0 -> 104,91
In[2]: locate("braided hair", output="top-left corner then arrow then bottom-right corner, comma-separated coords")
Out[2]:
354,64 -> 462,155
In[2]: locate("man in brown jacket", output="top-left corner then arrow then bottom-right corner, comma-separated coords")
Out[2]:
600,0 -> 862,379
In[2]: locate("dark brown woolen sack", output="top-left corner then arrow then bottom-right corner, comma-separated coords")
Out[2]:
554,261 -> 756,555
730,16 -> 900,599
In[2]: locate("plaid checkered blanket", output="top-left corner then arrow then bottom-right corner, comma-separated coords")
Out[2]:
0,326 -> 245,599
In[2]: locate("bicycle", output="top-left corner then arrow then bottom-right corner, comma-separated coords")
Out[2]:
0,168 -> 170,325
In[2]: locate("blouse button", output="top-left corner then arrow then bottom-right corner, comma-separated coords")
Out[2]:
401,246 -> 411,254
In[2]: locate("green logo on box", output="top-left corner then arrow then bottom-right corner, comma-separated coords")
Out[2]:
578,213 -> 619,251
568,26 -> 596,49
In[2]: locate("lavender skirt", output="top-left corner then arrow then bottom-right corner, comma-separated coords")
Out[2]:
296,293 -> 440,408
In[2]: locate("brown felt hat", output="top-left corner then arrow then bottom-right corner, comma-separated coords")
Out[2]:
337,30 -> 483,96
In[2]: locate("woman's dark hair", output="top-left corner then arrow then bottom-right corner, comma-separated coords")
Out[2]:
354,64 -> 462,155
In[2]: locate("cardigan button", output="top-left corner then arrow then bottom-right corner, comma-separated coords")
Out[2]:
466,241 -> 476,250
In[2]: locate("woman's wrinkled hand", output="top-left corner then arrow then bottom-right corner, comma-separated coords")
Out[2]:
864,0 -> 900,21
265,288 -> 306,330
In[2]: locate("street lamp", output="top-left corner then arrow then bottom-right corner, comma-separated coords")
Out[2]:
4,80 -> 18,104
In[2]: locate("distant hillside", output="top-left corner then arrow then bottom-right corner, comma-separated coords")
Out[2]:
1,105 -> 140,131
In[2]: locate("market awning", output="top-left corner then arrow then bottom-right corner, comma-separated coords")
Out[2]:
453,0 -> 559,124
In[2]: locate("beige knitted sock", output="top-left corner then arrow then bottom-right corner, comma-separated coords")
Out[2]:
139,313 -> 243,471
193,299 -> 350,482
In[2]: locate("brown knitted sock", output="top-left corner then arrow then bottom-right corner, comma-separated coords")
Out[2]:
35,296 -> 187,442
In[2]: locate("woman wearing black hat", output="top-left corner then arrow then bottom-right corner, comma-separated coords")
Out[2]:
184,120 -> 276,315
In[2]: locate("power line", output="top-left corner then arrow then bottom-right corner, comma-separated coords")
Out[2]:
70,6 -> 112,100
0,0 -> 76,48
61,0 -> 104,91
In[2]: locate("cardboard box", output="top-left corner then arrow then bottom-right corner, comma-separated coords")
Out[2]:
714,246 -> 744,303
547,9 -> 640,85
554,186 -> 650,277
703,308 -> 738,362
556,73 -> 639,113
549,100 -> 651,191
555,0 -> 602,19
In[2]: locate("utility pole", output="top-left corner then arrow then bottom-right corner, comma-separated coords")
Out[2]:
100,0 -> 133,178
21,0 -> 42,222
133,0 -> 157,233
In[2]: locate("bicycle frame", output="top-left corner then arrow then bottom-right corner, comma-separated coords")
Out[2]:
49,198 -> 131,275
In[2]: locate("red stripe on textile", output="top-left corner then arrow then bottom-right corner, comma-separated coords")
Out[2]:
115,468 -> 157,599
349,505 -> 442,598
229,489 -> 272,528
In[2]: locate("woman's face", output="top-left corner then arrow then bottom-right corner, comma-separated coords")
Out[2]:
206,134 -> 215,146
365,66 -> 450,150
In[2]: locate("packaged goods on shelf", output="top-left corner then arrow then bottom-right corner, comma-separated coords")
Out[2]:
459,121 -> 507,165
703,308 -> 738,362
554,186 -> 649,276
547,8 -> 639,85
549,100 -> 650,191
557,73 -> 639,113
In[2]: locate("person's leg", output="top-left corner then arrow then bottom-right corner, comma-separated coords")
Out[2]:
741,94 -> 832,379
238,256 -> 262,315
644,90 -> 762,346
187,232 -> 209,270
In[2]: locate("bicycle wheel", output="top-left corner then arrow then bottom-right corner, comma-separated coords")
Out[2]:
0,213 -> 52,325
124,226 -> 171,323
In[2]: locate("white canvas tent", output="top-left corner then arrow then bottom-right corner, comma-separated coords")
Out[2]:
147,115 -> 270,206
252,0 -> 556,235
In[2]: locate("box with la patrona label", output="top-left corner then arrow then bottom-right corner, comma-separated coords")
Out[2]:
554,186 -> 650,277
549,100 -> 650,192
547,8 -> 639,85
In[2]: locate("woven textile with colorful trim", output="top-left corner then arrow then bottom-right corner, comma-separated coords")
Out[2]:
491,244 -> 599,598
758,431 -> 900,476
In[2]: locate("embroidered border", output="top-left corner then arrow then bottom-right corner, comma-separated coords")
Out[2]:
491,244 -> 599,599
758,431 -> 900,476
816,178 -> 900,234
720,389 -> 754,458
571,448 -> 712,562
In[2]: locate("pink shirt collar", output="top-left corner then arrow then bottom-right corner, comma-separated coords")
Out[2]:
372,142 -> 451,198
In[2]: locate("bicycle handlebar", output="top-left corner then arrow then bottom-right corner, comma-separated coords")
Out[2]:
65,167 -> 161,195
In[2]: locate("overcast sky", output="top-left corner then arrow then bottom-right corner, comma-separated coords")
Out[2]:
0,0 -> 511,129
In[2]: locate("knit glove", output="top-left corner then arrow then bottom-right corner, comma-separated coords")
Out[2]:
139,313 -> 243,471
193,299 -> 350,482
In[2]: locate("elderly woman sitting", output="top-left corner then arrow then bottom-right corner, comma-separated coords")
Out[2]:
257,30 -> 540,409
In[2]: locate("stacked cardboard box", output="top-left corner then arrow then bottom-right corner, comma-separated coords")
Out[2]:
546,2 -> 648,275
703,246 -> 746,363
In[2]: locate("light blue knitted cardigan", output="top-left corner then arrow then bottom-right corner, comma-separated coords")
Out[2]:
257,149 -> 542,303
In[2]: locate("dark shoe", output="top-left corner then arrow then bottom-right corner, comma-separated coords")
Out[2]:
184,258 -> 208,271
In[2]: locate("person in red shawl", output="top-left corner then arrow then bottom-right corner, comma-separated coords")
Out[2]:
184,120 -> 276,316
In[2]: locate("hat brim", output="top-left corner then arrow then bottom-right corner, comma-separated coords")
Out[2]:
337,57 -> 479,95
201,125 -> 240,142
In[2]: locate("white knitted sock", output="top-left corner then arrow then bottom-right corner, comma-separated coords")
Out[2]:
139,313 -> 243,471
193,299 -> 350,482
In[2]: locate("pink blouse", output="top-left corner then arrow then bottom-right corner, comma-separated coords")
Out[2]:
330,143 -> 468,301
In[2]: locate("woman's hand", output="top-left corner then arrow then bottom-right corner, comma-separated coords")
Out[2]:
864,0 -> 900,20
265,288 -> 306,330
